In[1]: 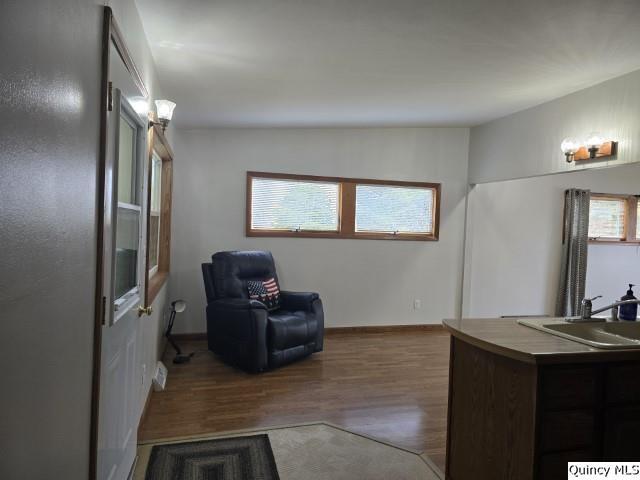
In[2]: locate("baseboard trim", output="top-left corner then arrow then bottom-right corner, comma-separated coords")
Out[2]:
325,324 -> 445,334
172,333 -> 208,341
172,325 -> 445,341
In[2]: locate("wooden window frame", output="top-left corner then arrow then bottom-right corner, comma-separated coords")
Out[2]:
148,152 -> 162,278
589,193 -> 639,245
246,171 -> 441,241
144,124 -> 174,304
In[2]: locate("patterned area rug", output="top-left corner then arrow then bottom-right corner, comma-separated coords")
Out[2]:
136,423 -> 442,480
144,434 -> 279,480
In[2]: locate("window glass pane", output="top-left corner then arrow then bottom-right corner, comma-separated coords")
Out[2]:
355,184 -> 434,234
589,198 -> 626,239
115,207 -> 139,298
151,152 -> 162,213
251,177 -> 339,231
118,115 -> 137,204
149,214 -> 160,271
149,152 -> 162,274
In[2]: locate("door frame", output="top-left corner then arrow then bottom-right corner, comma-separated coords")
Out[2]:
90,7 -> 150,479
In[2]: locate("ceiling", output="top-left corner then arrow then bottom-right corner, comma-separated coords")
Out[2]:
136,0 -> 640,128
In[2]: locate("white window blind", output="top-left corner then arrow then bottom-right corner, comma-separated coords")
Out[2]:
589,197 -> 626,239
251,177 -> 339,231
355,184 -> 435,234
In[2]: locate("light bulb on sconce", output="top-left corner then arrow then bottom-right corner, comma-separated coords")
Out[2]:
150,99 -> 176,133
584,132 -> 605,158
560,132 -> 617,163
561,137 -> 580,163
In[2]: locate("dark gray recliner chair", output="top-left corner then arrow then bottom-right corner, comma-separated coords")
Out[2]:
201,250 -> 324,372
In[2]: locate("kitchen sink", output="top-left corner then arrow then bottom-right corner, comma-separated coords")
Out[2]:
517,317 -> 640,349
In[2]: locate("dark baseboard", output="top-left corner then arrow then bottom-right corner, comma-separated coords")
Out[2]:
325,324 -> 445,334
172,333 -> 208,341
173,325 -> 445,341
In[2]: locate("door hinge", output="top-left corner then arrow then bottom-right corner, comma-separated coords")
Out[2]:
107,81 -> 113,111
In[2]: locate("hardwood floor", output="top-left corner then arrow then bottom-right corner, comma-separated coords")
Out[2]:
139,329 -> 451,472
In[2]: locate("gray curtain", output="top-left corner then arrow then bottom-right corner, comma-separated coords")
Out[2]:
555,189 -> 591,317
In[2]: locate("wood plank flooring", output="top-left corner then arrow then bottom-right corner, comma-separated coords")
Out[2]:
138,329 -> 450,472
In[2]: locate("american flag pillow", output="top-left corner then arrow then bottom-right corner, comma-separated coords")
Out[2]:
247,277 -> 281,311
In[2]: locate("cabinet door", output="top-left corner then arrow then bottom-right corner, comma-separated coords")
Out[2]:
606,363 -> 640,404
541,365 -> 598,410
539,410 -> 595,452
604,406 -> 640,460
538,449 -> 595,480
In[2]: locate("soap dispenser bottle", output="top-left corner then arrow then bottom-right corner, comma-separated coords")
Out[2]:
619,284 -> 638,321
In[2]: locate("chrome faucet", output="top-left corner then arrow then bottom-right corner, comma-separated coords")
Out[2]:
567,296 -> 640,322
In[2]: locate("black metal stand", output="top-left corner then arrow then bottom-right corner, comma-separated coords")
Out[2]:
165,305 -> 194,364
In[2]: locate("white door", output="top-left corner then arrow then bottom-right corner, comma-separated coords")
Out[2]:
98,88 -> 148,480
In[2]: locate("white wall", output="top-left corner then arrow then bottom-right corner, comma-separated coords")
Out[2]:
587,244 -> 640,307
0,1 -> 101,478
171,127 -> 469,332
0,1 -> 167,478
463,163 -> 640,318
469,69 -> 640,184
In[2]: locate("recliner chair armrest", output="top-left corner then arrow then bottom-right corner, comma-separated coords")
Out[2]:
280,291 -> 324,353
209,298 -> 268,311
280,291 -> 320,312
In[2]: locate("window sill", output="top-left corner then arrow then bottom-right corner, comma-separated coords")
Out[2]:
147,271 -> 169,305
589,240 -> 640,245
246,230 -> 438,241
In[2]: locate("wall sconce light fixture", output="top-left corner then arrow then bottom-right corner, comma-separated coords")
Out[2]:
560,137 -> 580,162
150,99 -> 176,133
561,132 -> 617,163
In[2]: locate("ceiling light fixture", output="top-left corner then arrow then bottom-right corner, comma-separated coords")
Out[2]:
150,99 -> 176,133
560,132 -> 617,163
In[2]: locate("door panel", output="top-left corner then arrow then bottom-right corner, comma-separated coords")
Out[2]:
100,325 -> 137,480
98,89 -> 147,480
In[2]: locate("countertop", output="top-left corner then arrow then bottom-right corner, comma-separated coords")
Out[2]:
443,317 -> 640,365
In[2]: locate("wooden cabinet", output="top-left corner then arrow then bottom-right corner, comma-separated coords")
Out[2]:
446,336 -> 640,480
537,449 -> 595,479
604,406 -> 640,460
446,339 -> 537,480
538,410 -> 595,452
540,365 -> 598,409
606,363 -> 640,404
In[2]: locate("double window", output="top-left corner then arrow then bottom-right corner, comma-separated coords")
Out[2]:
246,172 -> 440,241
589,193 -> 639,243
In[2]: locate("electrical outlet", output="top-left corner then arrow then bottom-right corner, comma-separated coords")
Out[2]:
413,299 -> 421,310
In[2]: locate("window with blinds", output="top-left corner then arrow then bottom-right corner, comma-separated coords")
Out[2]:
247,172 -> 440,240
250,177 -> 340,232
355,185 -> 435,234
588,194 -> 639,243
589,197 -> 626,239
